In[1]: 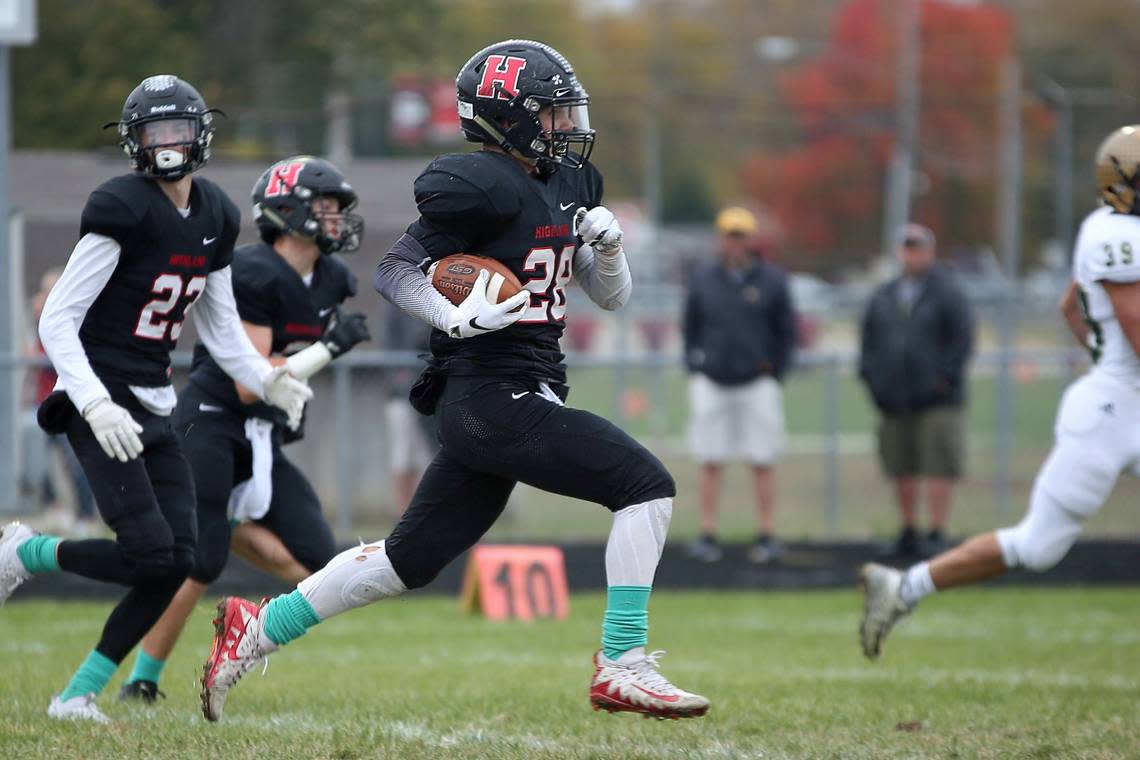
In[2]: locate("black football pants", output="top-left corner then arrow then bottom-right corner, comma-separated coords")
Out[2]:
57,387 -> 196,664
385,376 -> 675,589
178,383 -> 336,585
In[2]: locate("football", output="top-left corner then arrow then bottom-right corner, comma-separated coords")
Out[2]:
428,254 -> 525,307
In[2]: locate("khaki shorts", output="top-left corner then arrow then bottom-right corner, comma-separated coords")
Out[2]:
688,374 -> 785,465
385,398 -> 434,473
878,406 -> 964,479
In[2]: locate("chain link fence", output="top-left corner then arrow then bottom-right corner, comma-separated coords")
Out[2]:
5,342 -> 1136,543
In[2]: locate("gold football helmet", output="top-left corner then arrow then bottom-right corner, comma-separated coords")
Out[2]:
1095,125 -> 1140,214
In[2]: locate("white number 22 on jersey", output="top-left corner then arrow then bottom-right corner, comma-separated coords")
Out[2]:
519,245 -> 573,323
134,273 -> 208,341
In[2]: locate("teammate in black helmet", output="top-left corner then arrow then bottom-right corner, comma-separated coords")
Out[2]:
204,41 -> 710,722
117,156 -> 369,703
0,75 -> 312,723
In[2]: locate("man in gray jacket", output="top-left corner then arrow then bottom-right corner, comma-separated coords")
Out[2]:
859,224 -> 974,557
683,206 -> 797,563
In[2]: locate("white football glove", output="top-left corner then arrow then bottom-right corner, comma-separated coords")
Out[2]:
82,398 -> 144,463
575,206 -> 623,255
447,269 -> 530,339
263,366 -> 313,431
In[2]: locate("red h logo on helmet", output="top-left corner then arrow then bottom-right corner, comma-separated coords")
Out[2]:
477,55 -> 528,101
264,161 -> 306,198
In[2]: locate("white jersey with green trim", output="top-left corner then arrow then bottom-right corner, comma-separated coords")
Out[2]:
1073,205 -> 1140,383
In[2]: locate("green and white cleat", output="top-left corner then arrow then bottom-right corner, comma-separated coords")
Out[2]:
0,522 -> 34,604
48,693 -> 110,723
859,562 -> 912,660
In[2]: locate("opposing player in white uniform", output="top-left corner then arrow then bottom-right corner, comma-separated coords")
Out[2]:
859,125 -> 1140,659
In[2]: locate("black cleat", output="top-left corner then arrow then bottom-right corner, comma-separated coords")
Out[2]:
118,679 -> 165,704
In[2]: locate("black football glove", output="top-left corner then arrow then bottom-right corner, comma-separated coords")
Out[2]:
322,307 -> 370,358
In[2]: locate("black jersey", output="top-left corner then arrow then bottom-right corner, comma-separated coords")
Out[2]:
78,174 -> 240,388
405,150 -> 603,383
187,242 -> 357,421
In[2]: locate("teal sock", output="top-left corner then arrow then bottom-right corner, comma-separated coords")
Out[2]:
59,650 -> 117,702
15,535 -> 60,574
127,649 -> 165,685
262,590 -> 321,646
602,586 -> 651,660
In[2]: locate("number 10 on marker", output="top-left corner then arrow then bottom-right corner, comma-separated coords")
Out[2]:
460,545 -> 570,621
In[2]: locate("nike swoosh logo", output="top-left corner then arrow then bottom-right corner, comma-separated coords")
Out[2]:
511,392 -> 529,399
631,684 -> 680,702
319,307 -> 334,317
198,403 -> 224,413
203,236 -> 217,245
468,316 -> 491,332
560,202 -> 575,211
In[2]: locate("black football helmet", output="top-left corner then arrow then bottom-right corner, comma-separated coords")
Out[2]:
105,74 -> 219,181
456,39 -> 594,175
251,156 -> 364,254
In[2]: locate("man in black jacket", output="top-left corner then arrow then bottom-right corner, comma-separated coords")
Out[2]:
683,206 -> 797,563
859,223 -> 974,557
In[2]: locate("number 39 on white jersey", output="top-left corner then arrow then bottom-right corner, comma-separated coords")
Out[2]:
1073,205 -> 1140,381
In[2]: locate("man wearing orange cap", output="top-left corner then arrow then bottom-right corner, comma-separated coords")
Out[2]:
682,206 -> 796,563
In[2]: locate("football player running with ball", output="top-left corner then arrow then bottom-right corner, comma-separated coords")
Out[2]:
0,75 -> 312,722
860,125 -> 1140,659
118,157 -> 369,704
202,40 -> 710,721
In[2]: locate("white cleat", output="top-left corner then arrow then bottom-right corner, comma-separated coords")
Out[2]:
201,597 -> 278,722
859,562 -> 913,660
589,648 -> 710,719
0,522 -> 34,604
48,693 -> 110,723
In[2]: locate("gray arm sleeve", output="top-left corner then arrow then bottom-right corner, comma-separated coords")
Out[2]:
572,244 -> 632,311
374,233 -> 456,333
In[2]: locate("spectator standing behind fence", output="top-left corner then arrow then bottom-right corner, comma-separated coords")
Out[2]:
859,223 -> 974,558
21,268 -> 97,533
383,301 -> 435,518
682,206 -> 797,563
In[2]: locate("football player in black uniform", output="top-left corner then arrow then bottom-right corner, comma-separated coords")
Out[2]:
118,156 -> 369,702
203,41 -> 709,722
0,75 -> 311,723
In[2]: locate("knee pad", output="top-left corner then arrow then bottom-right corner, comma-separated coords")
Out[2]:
997,489 -> 1082,573
114,509 -> 177,584
123,546 -> 175,585
169,543 -> 195,581
616,451 -> 676,511
191,538 -> 229,585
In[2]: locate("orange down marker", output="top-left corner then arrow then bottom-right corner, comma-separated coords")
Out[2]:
460,545 -> 570,621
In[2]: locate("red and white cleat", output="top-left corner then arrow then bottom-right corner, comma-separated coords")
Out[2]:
200,596 -> 277,722
589,648 -> 710,719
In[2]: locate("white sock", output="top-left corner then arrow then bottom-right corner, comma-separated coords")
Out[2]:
297,540 -> 407,620
899,561 -> 936,607
605,498 -> 672,586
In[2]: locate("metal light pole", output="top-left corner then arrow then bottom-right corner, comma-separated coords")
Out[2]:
994,56 -> 1022,521
0,1 -> 37,515
881,0 -> 922,258
0,47 -> 13,514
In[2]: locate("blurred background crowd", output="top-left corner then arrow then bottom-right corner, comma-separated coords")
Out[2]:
4,0 -> 1139,551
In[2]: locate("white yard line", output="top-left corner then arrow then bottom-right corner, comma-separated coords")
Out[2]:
214,713 -> 765,758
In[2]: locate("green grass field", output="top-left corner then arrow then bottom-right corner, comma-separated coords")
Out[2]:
2,590 -> 1137,759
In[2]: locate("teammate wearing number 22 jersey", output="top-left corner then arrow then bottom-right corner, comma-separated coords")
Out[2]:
204,40 -> 710,721
0,75 -> 311,723
859,125 -> 1140,660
